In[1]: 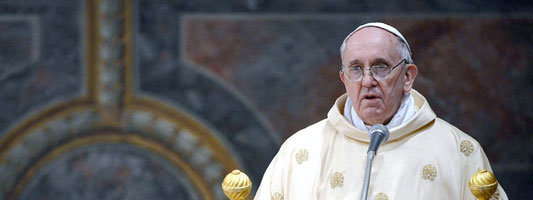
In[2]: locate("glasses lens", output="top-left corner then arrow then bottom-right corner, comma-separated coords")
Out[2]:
346,68 -> 363,82
371,65 -> 390,80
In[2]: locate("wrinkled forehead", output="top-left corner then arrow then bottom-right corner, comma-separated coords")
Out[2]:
348,27 -> 399,46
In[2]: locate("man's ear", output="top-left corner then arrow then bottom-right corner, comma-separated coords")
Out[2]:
403,64 -> 418,93
340,70 -> 347,84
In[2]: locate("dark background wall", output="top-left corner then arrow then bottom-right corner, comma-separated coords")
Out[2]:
0,0 -> 531,199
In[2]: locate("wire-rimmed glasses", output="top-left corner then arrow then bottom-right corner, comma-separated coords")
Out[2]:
341,59 -> 406,82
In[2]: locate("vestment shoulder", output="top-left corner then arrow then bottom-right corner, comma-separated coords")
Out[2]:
282,118 -> 331,147
431,118 -> 489,168
433,117 -> 482,149
433,119 -> 508,199
272,118 -> 334,164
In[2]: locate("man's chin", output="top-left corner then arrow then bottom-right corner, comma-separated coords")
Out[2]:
359,112 -> 386,125
361,119 -> 384,126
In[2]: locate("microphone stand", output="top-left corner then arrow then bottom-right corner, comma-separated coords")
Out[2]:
360,124 -> 389,200
361,150 -> 376,200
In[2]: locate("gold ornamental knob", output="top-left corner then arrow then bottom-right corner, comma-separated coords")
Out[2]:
221,169 -> 252,200
469,168 -> 498,200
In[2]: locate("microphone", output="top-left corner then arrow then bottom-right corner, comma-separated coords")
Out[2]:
367,124 -> 390,153
361,124 -> 390,200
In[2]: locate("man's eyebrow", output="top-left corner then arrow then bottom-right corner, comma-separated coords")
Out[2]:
372,58 -> 390,64
348,60 -> 361,66
348,58 -> 391,66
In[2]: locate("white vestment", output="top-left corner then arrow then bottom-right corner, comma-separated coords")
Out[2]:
255,90 -> 508,200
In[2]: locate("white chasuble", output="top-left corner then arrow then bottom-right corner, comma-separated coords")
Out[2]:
255,89 -> 508,200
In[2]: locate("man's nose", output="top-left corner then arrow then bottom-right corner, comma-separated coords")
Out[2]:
361,69 -> 377,87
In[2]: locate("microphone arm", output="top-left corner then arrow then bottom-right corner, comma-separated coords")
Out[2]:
361,150 -> 376,200
361,124 -> 389,200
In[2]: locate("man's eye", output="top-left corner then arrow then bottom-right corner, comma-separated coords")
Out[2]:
349,66 -> 362,70
373,64 -> 388,69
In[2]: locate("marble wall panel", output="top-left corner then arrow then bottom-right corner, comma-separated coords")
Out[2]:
0,1 -> 83,135
20,144 -> 197,200
0,19 -> 35,67
183,16 -> 351,139
388,18 -> 533,165
137,1 -> 280,186
135,0 -> 533,13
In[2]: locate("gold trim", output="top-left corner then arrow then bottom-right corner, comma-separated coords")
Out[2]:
122,0 -> 134,108
93,0 -> 125,122
343,119 -> 436,144
0,98 -> 92,162
386,119 -> 434,143
9,133 -> 213,200
129,96 -> 242,173
490,190 -> 500,200
85,0 -> 98,103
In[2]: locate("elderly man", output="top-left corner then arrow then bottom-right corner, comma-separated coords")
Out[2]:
255,22 -> 508,199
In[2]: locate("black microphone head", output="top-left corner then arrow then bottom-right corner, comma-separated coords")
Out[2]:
367,124 -> 390,153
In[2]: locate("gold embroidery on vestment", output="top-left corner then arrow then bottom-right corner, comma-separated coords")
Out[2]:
460,140 -> 474,156
422,164 -> 437,181
343,119 -> 436,144
330,172 -> 344,188
490,190 -> 500,200
272,192 -> 283,200
374,192 -> 389,200
295,149 -> 308,164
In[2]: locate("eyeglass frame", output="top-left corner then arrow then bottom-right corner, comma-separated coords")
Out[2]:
341,59 -> 406,82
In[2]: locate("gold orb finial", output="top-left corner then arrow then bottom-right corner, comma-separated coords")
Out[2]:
469,168 -> 498,200
221,169 -> 252,200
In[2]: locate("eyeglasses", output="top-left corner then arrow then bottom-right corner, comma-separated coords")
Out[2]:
341,59 -> 406,82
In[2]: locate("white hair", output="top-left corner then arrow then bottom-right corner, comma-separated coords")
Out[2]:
395,37 -> 414,64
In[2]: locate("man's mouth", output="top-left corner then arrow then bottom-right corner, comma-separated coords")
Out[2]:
363,94 -> 379,100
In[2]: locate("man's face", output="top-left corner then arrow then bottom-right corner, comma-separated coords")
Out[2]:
340,27 -> 416,125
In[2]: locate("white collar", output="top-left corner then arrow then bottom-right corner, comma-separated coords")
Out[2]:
343,92 -> 417,132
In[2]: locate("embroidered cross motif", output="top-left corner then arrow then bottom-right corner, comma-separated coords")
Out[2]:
490,190 -> 500,200
330,172 -> 344,188
295,149 -> 308,164
460,140 -> 474,156
375,192 -> 389,200
272,192 -> 283,200
422,164 -> 437,181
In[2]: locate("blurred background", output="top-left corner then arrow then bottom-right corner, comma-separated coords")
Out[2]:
0,0 -> 531,199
